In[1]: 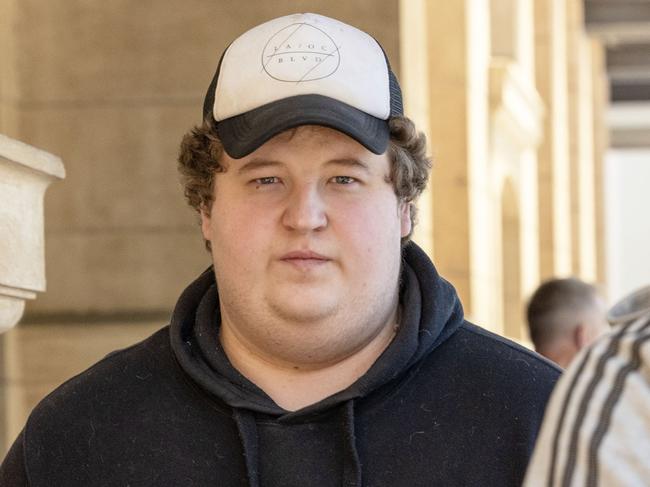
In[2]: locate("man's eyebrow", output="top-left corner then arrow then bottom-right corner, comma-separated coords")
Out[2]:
237,159 -> 283,175
325,158 -> 371,172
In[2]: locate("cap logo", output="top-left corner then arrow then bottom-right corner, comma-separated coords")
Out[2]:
261,22 -> 340,83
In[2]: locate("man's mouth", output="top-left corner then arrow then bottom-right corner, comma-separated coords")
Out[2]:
280,250 -> 331,269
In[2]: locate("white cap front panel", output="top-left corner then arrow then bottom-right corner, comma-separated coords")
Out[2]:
213,13 -> 391,121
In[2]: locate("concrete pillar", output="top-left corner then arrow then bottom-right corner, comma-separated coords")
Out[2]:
566,0 -> 584,276
487,0 -> 543,341
399,0 -> 433,255
534,0 -> 573,278
566,0 -> 596,281
566,0 -> 600,281
419,0 -> 492,324
500,180 -> 523,339
488,59 -> 544,339
0,135 -> 65,331
591,40 -> 609,286
491,0 -> 535,80
576,35 -> 598,281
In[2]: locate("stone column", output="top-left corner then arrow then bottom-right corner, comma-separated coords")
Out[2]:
590,39 -> 609,285
488,60 -> 544,340
566,0 -> 601,281
487,0 -> 544,341
418,0 -> 491,324
576,35 -> 598,281
398,0 -> 434,255
0,135 -> 65,331
566,0 -> 581,275
534,0 -> 573,278
566,0 -> 601,280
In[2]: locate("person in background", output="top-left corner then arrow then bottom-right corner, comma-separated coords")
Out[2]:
524,285 -> 650,487
0,12 -> 560,486
526,278 -> 610,368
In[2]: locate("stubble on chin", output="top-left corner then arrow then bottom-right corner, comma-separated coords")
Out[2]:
261,284 -> 399,365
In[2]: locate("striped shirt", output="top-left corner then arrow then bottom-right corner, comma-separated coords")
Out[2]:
524,313 -> 650,487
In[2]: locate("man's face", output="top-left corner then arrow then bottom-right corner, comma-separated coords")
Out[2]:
201,126 -> 411,365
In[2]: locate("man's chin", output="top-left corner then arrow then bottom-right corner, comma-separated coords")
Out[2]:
267,298 -> 340,325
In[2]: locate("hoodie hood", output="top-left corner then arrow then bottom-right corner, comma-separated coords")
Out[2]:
170,242 -> 464,417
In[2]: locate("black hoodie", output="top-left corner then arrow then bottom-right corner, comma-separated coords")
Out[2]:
0,243 -> 560,486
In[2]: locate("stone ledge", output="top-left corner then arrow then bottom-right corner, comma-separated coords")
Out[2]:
0,134 -> 65,331
0,134 -> 65,179
0,284 -> 37,301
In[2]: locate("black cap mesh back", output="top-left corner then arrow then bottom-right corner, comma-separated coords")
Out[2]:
202,46 -> 229,121
375,39 -> 403,117
387,67 -> 403,117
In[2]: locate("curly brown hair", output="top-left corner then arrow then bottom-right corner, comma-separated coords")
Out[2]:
178,116 -> 431,249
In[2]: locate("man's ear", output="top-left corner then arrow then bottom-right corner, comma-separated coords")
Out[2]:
573,323 -> 588,350
400,202 -> 412,238
199,207 -> 212,242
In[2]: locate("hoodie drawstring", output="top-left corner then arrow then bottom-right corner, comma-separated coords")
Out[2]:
341,400 -> 362,486
233,409 -> 260,487
233,401 -> 362,487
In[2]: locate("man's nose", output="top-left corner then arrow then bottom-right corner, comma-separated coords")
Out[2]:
281,184 -> 328,232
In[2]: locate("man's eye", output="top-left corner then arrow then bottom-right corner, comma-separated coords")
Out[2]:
253,177 -> 279,185
332,176 -> 356,185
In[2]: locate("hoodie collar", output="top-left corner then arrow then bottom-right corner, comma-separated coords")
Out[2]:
170,242 -> 464,418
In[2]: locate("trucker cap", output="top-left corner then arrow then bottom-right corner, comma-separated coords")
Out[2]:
202,12 -> 403,158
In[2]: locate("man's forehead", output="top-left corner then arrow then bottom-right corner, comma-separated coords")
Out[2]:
265,125 -> 359,145
224,125 -> 381,162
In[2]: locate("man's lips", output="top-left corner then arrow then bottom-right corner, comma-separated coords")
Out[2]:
279,251 -> 332,271
280,250 -> 331,262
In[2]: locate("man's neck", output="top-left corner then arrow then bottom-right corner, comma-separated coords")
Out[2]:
539,342 -> 577,369
219,317 -> 398,411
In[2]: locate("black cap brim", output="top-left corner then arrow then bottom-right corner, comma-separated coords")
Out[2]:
216,94 -> 390,159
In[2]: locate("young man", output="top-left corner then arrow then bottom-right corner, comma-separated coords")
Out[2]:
526,278 -> 610,368
1,13 -> 560,486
